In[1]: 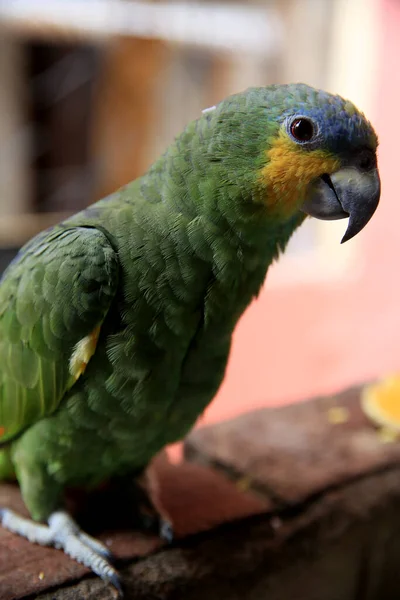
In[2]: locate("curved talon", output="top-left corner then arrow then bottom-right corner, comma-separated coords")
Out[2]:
109,572 -> 124,595
78,530 -> 113,559
49,511 -> 120,588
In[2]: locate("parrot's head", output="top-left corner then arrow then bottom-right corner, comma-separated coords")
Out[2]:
205,83 -> 380,243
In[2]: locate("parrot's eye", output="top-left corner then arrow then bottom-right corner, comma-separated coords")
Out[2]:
289,118 -> 315,142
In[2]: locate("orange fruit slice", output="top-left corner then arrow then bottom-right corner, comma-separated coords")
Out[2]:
361,375 -> 400,431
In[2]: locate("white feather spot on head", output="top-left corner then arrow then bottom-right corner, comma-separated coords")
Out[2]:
202,105 -> 216,114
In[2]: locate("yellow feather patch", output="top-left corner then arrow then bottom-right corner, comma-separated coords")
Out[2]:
69,325 -> 101,383
259,130 -> 340,216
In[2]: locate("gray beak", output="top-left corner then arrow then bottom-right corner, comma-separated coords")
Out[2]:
301,166 -> 380,243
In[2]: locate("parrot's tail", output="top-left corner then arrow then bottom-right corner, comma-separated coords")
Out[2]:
0,448 -> 15,480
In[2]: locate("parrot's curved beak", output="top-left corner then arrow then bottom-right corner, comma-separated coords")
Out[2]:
301,166 -> 380,243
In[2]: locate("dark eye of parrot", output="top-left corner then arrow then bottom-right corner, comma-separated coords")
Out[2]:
290,118 -> 315,142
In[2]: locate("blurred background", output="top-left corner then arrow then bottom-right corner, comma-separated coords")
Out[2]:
0,0 -> 397,425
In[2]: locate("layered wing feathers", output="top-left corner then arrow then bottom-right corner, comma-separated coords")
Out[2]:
0,226 -> 119,443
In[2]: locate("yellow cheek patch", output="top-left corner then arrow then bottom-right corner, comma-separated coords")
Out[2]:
259,131 -> 340,216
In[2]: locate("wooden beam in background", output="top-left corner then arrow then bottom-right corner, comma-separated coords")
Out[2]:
90,36 -> 168,199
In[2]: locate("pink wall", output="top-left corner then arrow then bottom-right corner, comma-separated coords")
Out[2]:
202,0 -> 400,425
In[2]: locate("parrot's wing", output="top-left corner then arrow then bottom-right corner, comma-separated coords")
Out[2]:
0,226 -> 119,443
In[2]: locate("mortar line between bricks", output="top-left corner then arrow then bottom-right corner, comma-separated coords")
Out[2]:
172,460 -> 400,549
190,453 -> 400,515
272,461 -> 400,520
354,536 -> 375,600
200,457 -> 288,507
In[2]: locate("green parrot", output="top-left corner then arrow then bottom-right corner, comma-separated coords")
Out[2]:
0,84 -> 380,590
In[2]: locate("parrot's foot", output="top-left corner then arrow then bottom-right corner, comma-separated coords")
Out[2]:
135,507 -> 174,543
159,518 -> 174,543
127,468 -> 174,543
0,508 -> 122,593
131,483 -> 173,542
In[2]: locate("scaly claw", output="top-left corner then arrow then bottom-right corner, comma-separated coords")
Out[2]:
0,508 -> 122,593
159,518 -> 174,543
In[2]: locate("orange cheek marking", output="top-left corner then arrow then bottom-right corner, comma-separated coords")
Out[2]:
259,131 -> 340,216
0,427 -> 6,437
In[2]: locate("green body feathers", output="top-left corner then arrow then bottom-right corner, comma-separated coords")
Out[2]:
0,84 -> 378,520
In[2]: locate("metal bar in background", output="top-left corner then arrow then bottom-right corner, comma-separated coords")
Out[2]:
0,0 -> 283,56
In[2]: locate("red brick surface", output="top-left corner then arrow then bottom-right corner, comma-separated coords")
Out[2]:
2,385 -> 400,599
0,454 -> 266,600
186,387 -> 400,504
